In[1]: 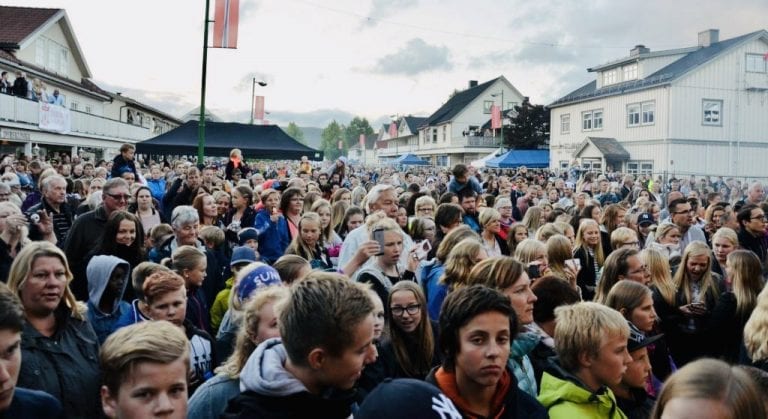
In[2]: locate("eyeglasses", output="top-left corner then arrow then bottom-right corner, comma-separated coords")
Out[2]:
417,207 -> 434,213
750,215 -> 767,221
673,209 -> 694,215
390,304 -> 420,316
105,193 -> 131,201
622,241 -> 640,247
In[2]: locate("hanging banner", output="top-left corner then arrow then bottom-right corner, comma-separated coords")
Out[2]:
359,134 -> 365,148
253,95 -> 265,121
490,104 -> 501,129
38,102 -> 71,134
212,0 -> 239,48
388,122 -> 397,138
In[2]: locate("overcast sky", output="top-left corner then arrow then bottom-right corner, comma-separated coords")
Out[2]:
21,0 -> 768,127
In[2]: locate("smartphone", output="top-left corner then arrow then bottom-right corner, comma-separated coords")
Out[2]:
565,258 -> 581,270
526,263 -> 541,279
372,228 -> 385,256
414,240 -> 432,260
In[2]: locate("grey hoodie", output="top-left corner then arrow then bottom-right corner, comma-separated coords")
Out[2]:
239,338 -> 308,396
87,255 -> 130,316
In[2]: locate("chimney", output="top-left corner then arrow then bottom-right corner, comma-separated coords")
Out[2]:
698,29 -> 719,47
468,80 -> 478,88
630,44 -> 650,57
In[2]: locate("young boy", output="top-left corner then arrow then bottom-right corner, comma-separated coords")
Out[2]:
223,272 -> 378,418
426,285 -> 547,418
100,320 -> 190,419
447,164 -> 483,195
537,302 -> 631,419
86,255 -> 131,343
0,283 -> 63,417
612,323 -> 661,418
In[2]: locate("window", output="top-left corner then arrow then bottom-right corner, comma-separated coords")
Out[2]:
582,159 -> 602,172
559,161 -> 569,169
746,54 -> 767,73
432,128 -> 438,143
641,102 -> 655,124
442,126 -> 447,142
85,105 -> 92,114
70,102 -> 78,111
627,104 -> 641,126
507,101 -> 518,111
627,161 -> 654,176
603,69 -> 618,85
623,64 -> 638,81
593,110 -> 603,129
436,155 -> 448,167
582,111 -> 593,130
702,99 -> 722,126
483,100 -> 493,114
560,114 -> 570,134
582,109 -> 603,131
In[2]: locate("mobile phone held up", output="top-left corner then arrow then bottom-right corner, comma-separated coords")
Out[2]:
526,263 -> 540,279
414,240 -> 432,260
372,228 -> 385,256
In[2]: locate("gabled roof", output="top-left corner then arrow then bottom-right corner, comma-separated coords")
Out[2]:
574,137 -> 630,160
422,77 -> 500,127
0,6 -> 59,47
402,116 -> 427,133
550,30 -> 768,108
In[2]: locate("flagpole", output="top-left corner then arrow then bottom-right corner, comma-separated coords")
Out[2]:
198,0 -> 212,165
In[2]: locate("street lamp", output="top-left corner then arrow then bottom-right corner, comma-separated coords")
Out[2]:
250,78 -> 268,125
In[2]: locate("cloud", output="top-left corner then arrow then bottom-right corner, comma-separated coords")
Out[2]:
372,38 -> 453,76
361,0 -> 417,27
223,108 -> 358,128
240,0 -> 261,20
91,79 -> 196,119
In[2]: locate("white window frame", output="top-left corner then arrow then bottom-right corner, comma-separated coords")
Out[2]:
593,110 -> 603,129
442,126 -> 447,142
702,99 -> 723,126
746,53 -> 767,73
626,161 -> 654,176
623,64 -> 638,81
507,101 -> 518,111
70,102 -> 78,111
560,113 -> 570,134
582,111 -> 593,131
582,159 -> 602,172
432,128 -> 438,143
603,69 -> 618,85
559,160 -> 569,169
483,100 -> 493,114
627,104 -> 641,126
641,102 -> 655,125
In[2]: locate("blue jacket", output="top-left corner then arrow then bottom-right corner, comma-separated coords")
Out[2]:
422,261 -> 447,321
146,178 -> 167,204
448,175 -> 483,195
254,208 -> 290,264
187,373 -> 240,419
85,255 -> 131,344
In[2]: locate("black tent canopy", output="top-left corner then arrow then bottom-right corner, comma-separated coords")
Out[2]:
135,121 -> 323,160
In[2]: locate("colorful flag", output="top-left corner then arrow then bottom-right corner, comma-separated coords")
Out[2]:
253,95 -> 265,121
389,122 -> 397,138
491,104 -> 501,129
212,0 -> 239,49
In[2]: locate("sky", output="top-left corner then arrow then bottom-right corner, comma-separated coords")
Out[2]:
18,0 -> 768,128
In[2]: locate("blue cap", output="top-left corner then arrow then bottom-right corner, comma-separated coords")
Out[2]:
236,263 -> 282,301
230,246 -> 257,267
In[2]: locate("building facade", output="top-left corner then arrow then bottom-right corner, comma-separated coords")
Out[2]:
549,29 -> 768,179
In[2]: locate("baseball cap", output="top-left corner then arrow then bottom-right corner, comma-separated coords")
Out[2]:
637,213 -> 655,227
356,378 -> 461,419
236,263 -> 282,301
627,322 -> 664,352
230,246 -> 257,267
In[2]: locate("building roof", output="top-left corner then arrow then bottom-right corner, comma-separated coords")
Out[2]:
550,30 -> 768,107
402,116 -> 427,133
422,77 -> 500,127
574,137 -> 630,160
0,6 -> 60,47
587,47 -> 699,72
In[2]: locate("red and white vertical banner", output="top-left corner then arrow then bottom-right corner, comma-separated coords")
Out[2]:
359,134 -> 365,148
388,122 -> 397,138
490,104 -> 501,129
252,95 -> 265,122
212,0 -> 240,48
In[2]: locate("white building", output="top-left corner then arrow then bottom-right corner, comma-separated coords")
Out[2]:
549,29 -> 768,179
377,77 -> 525,167
0,6 -> 180,160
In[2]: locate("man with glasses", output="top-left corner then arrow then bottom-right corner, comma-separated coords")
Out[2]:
668,198 -> 706,253
736,204 -> 767,266
64,178 -> 130,300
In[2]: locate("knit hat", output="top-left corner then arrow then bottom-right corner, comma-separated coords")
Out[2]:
637,213 -> 655,227
230,246 -> 257,267
236,263 -> 282,301
238,228 -> 259,245
627,322 -> 664,352
356,378 -> 461,419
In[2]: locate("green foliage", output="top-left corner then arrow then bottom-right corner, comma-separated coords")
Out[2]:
504,98 -> 550,150
344,116 -> 374,148
321,120 -> 345,161
285,122 -> 305,145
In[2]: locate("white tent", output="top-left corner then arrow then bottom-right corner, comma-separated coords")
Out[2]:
470,147 -> 505,169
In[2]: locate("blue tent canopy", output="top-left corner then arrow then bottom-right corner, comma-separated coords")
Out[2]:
394,153 -> 430,166
485,150 -> 549,169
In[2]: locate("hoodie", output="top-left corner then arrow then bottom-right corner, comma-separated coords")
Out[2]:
537,359 -> 627,419
223,338 -> 357,419
86,255 -> 131,344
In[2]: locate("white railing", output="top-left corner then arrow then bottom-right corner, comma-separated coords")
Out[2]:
451,135 -> 502,147
0,94 -> 150,141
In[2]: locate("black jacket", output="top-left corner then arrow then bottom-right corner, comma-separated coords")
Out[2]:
738,228 -> 767,264
222,388 -> 357,419
574,246 -> 598,301
63,205 -> 110,301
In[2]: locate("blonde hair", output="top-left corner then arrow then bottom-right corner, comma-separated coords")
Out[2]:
479,207 -> 500,227
642,248 -> 675,305
310,199 -> 335,244
163,245 -> 206,278
435,225 -> 480,263
554,302 -> 630,371
672,242 -> 719,305
285,212 -> 322,260
651,359 -> 764,419
521,206 -> 544,234
574,219 -> 604,266
439,238 -> 483,289
514,238 -> 547,265
547,234 -> 574,282
654,223 -> 680,244
218,286 -> 289,378
610,227 -> 638,250
727,250 -> 763,318
100,320 -> 189,395
604,280 -> 653,321
7,241 -> 82,321
744,285 -> 768,361
0,202 -> 29,246
199,225 -> 225,247
535,222 -> 563,242
712,227 -> 739,251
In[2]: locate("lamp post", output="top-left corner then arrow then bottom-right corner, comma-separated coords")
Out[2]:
250,79 -> 268,125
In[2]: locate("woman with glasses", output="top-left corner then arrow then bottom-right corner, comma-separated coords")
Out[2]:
413,195 -> 436,218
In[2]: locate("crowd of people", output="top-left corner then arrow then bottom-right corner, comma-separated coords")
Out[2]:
1,70 -> 65,105
0,144 -> 767,418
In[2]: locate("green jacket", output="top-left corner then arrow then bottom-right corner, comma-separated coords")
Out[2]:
210,276 -> 234,333
537,364 -> 627,419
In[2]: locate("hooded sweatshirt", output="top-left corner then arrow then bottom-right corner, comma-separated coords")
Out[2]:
537,359 -> 627,419
222,338 -> 357,419
86,255 -> 131,344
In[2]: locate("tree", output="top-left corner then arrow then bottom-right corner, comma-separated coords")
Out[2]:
344,116 -> 374,148
285,122 -> 306,145
321,120 -> 345,161
504,98 -> 550,150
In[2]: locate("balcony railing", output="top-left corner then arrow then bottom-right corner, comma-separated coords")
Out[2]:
0,93 -> 150,141
451,135 -> 501,147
